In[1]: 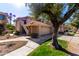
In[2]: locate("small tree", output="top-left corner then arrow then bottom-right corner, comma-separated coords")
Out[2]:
28,3 -> 79,49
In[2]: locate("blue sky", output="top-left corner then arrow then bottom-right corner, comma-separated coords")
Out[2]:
0,3 -> 72,25
0,3 -> 30,18
0,3 -> 30,24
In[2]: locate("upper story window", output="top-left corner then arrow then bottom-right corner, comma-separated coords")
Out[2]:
0,15 -> 5,20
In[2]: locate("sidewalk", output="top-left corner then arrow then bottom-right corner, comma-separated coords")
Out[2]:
3,34 -> 79,56
67,34 -> 79,55
3,34 -> 51,56
3,36 -> 39,56
59,35 -> 79,55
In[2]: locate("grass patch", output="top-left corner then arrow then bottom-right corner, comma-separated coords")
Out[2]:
28,40 -> 69,56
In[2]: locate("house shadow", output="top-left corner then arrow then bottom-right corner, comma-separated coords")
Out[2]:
26,34 -> 52,44
25,34 -> 79,56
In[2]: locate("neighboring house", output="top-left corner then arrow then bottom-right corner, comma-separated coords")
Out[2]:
15,16 -> 33,35
15,16 -> 52,36
26,20 -> 52,36
0,12 -> 8,30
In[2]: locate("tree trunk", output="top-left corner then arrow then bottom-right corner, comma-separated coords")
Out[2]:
52,25 -> 60,49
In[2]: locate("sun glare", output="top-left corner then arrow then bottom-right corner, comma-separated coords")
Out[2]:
10,0 -> 26,8
12,3 -> 25,8
15,3 -> 25,7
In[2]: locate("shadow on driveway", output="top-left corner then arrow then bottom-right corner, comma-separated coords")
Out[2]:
26,34 -> 79,56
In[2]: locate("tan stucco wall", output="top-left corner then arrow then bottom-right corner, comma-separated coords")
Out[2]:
15,20 -> 21,31
38,26 -> 51,36
0,20 -> 7,25
0,12 -> 8,25
15,17 -> 52,36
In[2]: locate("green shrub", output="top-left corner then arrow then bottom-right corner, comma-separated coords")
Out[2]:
68,32 -> 75,36
6,24 -> 14,30
6,24 -> 15,33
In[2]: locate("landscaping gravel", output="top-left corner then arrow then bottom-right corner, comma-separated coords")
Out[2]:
0,41 -> 27,56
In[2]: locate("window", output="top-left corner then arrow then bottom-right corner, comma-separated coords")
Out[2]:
0,15 -> 5,20
23,20 -> 27,24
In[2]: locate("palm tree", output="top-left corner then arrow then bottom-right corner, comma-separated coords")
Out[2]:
28,3 -> 79,49
8,13 -> 16,25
